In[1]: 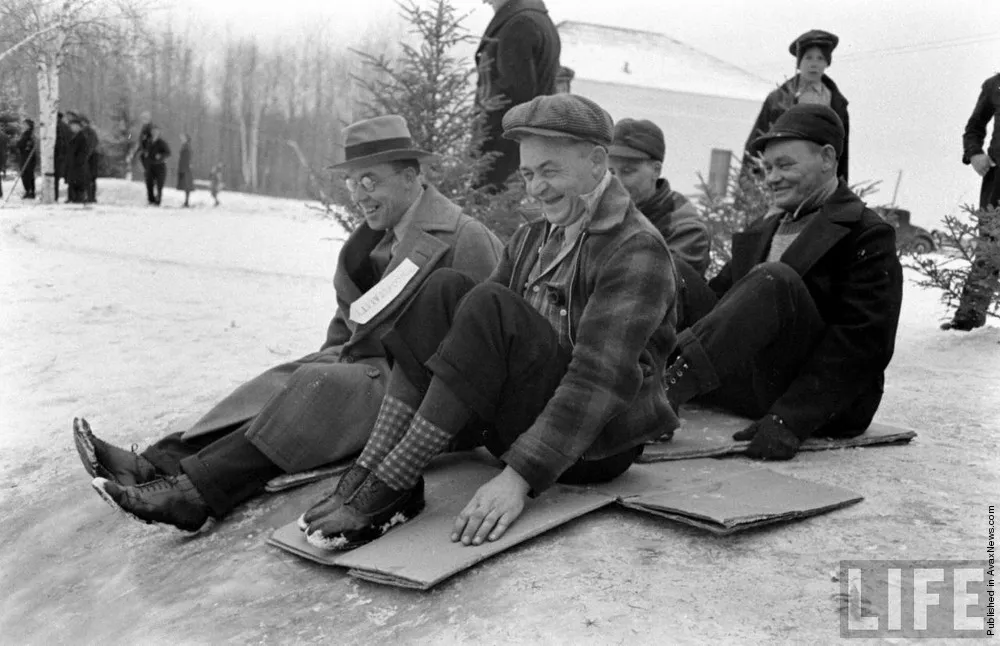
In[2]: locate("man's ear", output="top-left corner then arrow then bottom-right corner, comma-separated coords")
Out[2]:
651,161 -> 663,176
821,144 -> 839,171
590,145 -> 608,176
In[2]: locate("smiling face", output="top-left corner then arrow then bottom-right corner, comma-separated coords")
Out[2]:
345,162 -> 420,231
518,136 -> 606,226
761,139 -> 837,211
608,157 -> 661,203
797,46 -> 829,83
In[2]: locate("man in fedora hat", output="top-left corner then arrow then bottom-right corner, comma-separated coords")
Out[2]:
663,104 -> 902,462
80,115 -> 503,532
299,94 -> 678,551
743,29 -> 851,182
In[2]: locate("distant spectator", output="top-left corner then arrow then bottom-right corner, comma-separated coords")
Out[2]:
473,0 -> 561,192
743,29 -> 850,183
147,126 -> 170,206
210,162 -> 223,207
943,71 -> 1000,331
554,66 -> 575,94
177,134 -> 194,208
55,112 -> 71,201
66,118 -> 90,204
130,111 -> 157,205
1,127 -> 9,180
17,118 -> 38,199
80,114 -> 100,204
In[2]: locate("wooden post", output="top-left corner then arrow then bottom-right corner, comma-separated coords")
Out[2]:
708,148 -> 732,198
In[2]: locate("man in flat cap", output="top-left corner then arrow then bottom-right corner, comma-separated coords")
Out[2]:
744,29 -> 850,182
608,118 -> 711,279
474,0 -> 561,192
80,115 -> 503,532
299,94 -> 679,551
944,71 -> 1000,331
665,103 -> 902,461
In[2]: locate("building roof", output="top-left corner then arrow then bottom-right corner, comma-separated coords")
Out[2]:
558,21 -> 776,102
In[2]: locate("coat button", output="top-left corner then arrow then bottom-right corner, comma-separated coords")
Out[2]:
559,308 -> 567,316
532,285 -> 540,293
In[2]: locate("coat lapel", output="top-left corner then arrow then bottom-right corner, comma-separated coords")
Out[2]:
731,216 -> 781,281
779,183 -> 862,276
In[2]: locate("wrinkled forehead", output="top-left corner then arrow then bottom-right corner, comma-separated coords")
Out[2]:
518,136 -> 593,171
344,162 -> 396,181
762,138 -> 819,162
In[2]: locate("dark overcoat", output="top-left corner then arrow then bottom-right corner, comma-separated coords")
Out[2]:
16,127 -> 37,174
177,142 -> 194,191
474,0 -> 560,189
66,132 -> 91,186
708,181 -> 902,435
743,75 -> 851,182
181,185 -> 503,472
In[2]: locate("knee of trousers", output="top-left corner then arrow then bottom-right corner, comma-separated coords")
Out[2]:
749,262 -> 808,295
416,268 -> 479,304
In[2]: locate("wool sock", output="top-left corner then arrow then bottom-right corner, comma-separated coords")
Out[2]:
355,395 -> 417,472
374,378 -> 474,491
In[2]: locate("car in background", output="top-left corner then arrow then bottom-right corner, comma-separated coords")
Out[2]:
874,206 -> 936,254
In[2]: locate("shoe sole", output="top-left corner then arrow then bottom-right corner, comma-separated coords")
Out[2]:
305,494 -> 426,552
73,418 -> 108,481
90,478 -> 214,534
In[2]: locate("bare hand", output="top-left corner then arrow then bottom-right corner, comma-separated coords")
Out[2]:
451,466 -> 529,546
970,153 -> 993,177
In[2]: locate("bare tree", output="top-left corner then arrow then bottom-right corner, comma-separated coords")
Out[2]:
0,0 -> 143,203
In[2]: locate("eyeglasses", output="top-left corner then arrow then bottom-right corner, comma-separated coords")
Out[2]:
345,174 -> 379,194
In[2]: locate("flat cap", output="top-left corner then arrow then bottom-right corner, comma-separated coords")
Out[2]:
608,118 -> 665,162
751,104 -> 845,157
789,29 -> 839,64
502,94 -> 613,147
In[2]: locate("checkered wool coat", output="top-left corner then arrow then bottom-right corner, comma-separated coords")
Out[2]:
491,175 -> 680,493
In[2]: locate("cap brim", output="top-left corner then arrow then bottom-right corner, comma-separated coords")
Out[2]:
607,144 -> 654,160
327,148 -> 435,171
502,126 -> 595,143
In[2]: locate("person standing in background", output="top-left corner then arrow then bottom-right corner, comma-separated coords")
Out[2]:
130,111 -> 156,205
943,71 -> 1000,331
81,115 -> 100,204
177,134 -> 194,208
65,118 -> 90,204
54,112 -> 71,202
210,162 -> 223,207
743,30 -> 850,183
17,118 -> 38,199
146,126 -> 170,206
473,0 -> 560,192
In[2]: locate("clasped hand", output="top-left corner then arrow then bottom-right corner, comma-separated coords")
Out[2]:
451,466 -> 529,546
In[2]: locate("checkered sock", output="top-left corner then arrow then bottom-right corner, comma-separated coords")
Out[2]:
356,396 -> 417,472
374,414 -> 454,491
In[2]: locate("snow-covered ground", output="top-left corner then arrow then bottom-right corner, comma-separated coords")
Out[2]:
0,179 -> 997,644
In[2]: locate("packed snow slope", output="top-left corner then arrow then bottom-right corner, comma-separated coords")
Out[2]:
1,179 -> 997,645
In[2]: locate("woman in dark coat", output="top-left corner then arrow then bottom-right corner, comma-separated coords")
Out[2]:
743,29 -> 850,182
65,119 -> 91,204
176,134 -> 194,207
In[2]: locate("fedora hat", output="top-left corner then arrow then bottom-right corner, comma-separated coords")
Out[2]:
328,115 -> 434,171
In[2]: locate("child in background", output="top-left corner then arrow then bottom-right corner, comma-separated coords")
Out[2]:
209,162 -> 223,207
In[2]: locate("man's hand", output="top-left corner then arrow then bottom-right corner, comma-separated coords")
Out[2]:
732,414 -> 802,461
970,153 -> 994,177
451,466 -> 529,546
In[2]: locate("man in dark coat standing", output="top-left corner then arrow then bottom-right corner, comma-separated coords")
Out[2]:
79,115 -> 504,532
131,111 -> 156,205
943,72 -> 1000,331
743,30 -> 850,183
177,133 -> 194,207
80,115 -> 100,203
666,104 -> 902,461
474,0 -> 560,192
146,126 -> 170,205
17,118 -> 38,199
65,118 -> 91,204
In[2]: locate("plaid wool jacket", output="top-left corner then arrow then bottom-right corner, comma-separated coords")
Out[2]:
490,176 -> 680,493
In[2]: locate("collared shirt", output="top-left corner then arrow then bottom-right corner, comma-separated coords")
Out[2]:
795,77 -> 832,107
390,185 -> 424,256
523,171 -> 613,348
766,175 -> 839,262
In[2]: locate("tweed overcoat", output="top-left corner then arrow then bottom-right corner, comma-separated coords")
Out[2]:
182,185 -> 502,472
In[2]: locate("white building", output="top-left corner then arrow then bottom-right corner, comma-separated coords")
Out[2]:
558,21 -> 777,196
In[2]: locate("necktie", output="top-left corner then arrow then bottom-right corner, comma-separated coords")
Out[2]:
536,226 -> 565,275
370,230 -> 395,279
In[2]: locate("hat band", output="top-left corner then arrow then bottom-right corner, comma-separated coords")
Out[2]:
344,137 -> 414,161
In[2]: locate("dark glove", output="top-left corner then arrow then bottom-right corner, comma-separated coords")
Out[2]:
732,414 -> 801,461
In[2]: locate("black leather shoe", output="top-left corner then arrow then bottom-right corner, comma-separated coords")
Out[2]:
304,473 -> 425,551
91,474 -> 212,532
297,463 -> 370,531
73,417 -> 159,486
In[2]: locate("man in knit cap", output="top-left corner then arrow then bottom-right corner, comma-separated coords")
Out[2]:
662,104 -> 902,462
300,94 -> 679,551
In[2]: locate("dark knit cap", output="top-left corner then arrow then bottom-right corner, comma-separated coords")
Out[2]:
608,118 -> 665,162
750,104 -> 845,157
789,29 -> 839,66
502,94 -> 614,147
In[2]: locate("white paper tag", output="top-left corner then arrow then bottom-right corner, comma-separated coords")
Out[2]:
349,258 -> 420,325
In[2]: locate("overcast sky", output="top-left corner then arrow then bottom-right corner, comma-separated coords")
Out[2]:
169,0 -> 1000,226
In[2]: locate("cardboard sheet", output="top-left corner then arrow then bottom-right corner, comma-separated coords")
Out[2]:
267,456 -> 616,589
641,407 -> 916,462
615,466 -> 863,534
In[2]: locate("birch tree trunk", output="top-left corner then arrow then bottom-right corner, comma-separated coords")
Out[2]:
35,29 -> 65,204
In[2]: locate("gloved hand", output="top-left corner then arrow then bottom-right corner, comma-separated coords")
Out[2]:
732,414 -> 801,461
